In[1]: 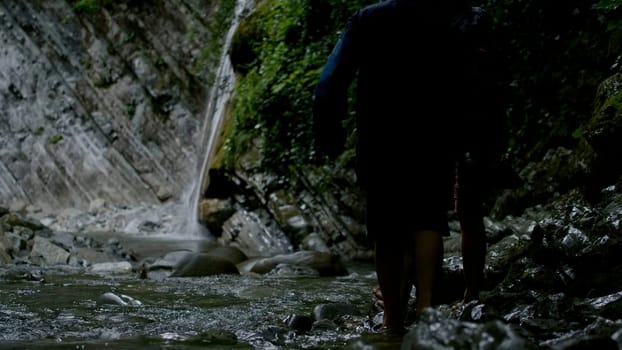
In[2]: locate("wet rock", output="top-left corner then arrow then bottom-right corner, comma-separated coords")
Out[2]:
311,319 -> 338,331
204,245 -> 248,265
170,252 -> 239,277
243,250 -> 348,277
551,336 -> 619,350
584,291 -> 622,320
2,213 -> 45,231
402,309 -> 531,350
300,232 -> 330,253
98,292 -> 142,306
0,240 -> 11,263
267,189 -> 312,242
90,261 -> 133,273
73,247 -> 123,266
268,263 -> 320,276
283,314 -> 314,332
199,198 -> 235,236
29,236 -> 69,265
313,302 -> 359,321
542,317 -> 622,350
147,250 -> 193,270
186,329 -> 239,346
583,73 -> 622,195
220,210 -> 294,258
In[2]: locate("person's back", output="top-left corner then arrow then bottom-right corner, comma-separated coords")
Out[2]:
315,0 -> 502,184
313,0 -> 505,335
354,0 -> 467,156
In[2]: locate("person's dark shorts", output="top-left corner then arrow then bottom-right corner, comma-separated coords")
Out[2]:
364,155 -> 487,242
364,158 -> 455,241
454,157 -> 485,219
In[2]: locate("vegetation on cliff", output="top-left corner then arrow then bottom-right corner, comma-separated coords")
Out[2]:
225,0 -> 622,178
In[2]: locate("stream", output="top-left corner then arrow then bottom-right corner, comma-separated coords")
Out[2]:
0,232 -> 384,350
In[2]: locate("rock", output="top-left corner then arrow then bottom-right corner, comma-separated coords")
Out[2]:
301,232 -> 330,253
204,245 -> 248,265
199,198 -> 235,235
313,303 -> 359,321
74,247 -> 122,265
245,250 -> 349,277
0,240 -> 12,263
220,210 -> 294,258
98,292 -> 142,306
30,236 -> 69,265
9,200 -> 27,213
170,252 -> 239,277
90,261 -> 133,273
2,213 -> 46,231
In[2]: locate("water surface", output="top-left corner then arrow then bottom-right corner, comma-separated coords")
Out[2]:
0,235 -> 382,350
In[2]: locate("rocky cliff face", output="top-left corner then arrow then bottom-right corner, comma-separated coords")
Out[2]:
0,1 -> 229,232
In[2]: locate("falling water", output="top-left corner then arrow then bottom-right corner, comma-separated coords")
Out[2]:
182,0 -> 254,237
18,0 -> 254,240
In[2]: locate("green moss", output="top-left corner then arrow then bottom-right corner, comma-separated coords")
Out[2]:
225,0 -> 374,174
585,73 -> 622,143
70,0 -> 113,15
224,0 -> 622,181
192,0 -> 237,84
49,134 -> 63,144
127,103 -> 136,119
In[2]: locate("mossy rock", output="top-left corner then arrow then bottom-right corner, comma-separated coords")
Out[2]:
582,72 -> 622,191
585,72 -> 622,149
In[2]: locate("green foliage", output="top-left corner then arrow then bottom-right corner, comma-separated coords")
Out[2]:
478,0 -> 622,165
49,134 -> 63,144
593,0 -> 622,11
70,0 -> 113,14
227,0 -> 374,173
193,0 -> 237,85
226,0 -> 622,175
126,103 -> 136,119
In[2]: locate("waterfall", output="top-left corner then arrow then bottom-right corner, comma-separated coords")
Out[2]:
0,0 -> 254,237
182,0 -> 254,237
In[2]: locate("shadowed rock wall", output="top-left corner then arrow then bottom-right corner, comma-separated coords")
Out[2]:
0,1 -> 224,216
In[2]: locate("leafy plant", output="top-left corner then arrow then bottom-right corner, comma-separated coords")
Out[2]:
127,103 -> 136,120
592,0 -> 622,11
49,134 -> 63,144
226,0 -> 374,174
479,0 -> 621,165
225,0 -> 622,176
193,0 -> 236,85
70,0 -> 113,15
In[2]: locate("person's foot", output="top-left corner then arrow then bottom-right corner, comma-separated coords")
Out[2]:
463,288 -> 480,303
375,323 -> 407,338
373,286 -> 384,309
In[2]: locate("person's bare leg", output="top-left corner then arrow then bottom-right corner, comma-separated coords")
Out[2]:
375,237 -> 406,333
414,230 -> 443,317
460,214 -> 486,302
401,234 -> 415,310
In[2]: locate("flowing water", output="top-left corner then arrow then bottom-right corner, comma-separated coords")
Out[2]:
0,234 -> 386,350
184,0 -> 255,237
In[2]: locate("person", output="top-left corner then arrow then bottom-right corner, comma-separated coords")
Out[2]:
312,0 -> 508,334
